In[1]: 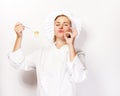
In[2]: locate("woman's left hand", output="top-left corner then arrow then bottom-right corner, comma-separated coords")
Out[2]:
64,28 -> 77,45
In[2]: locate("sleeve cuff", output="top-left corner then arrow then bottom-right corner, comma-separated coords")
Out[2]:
67,54 -> 85,74
67,55 -> 78,73
8,48 -> 25,64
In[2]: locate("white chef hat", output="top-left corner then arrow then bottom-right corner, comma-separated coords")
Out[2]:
43,10 -> 82,41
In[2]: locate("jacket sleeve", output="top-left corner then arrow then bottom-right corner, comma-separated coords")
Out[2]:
67,50 -> 87,83
8,48 -> 41,71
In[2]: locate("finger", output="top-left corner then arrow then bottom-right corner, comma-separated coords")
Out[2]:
15,22 -> 22,26
15,22 -> 24,28
64,33 -> 67,40
23,25 -> 25,30
64,32 -> 72,38
70,27 -> 77,36
71,27 -> 77,34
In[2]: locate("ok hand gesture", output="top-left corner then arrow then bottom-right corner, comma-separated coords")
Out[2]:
64,28 -> 77,45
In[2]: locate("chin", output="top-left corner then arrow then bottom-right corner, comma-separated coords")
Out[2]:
56,36 -> 65,40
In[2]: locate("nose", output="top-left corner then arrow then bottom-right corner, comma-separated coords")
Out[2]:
59,24 -> 63,29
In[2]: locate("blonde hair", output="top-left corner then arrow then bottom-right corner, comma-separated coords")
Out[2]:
53,14 -> 71,42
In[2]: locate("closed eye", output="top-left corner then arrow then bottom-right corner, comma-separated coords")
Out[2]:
64,24 -> 69,26
55,23 -> 60,26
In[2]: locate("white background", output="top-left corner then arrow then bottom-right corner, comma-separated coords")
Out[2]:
0,0 -> 120,96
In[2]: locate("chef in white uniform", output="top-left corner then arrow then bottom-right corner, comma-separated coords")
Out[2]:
8,10 -> 87,96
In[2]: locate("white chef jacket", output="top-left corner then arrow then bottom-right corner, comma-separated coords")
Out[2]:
8,44 -> 87,96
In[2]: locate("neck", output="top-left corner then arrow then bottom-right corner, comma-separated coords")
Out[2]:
55,38 -> 66,49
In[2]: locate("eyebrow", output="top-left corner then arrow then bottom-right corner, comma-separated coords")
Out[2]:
55,22 -> 69,24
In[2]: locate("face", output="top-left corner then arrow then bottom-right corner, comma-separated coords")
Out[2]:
54,16 -> 71,40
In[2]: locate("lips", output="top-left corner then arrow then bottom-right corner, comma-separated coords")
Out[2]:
58,30 -> 64,33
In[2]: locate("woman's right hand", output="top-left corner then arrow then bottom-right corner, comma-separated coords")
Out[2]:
14,22 -> 25,38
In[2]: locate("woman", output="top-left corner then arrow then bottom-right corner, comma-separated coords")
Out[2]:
8,11 -> 87,96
